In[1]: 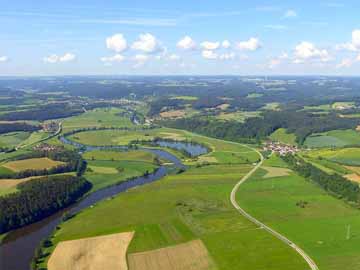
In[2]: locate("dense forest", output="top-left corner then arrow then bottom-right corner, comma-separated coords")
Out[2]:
162,110 -> 358,144
282,155 -> 360,204
0,175 -> 92,234
0,122 -> 41,135
0,103 -> 83,121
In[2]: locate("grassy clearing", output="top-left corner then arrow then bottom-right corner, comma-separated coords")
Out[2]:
216,111 -> 260,123
237,169 -> 360,270
128,239 -> 217,270
269,128 -> 297,145
1,157 -> 64,172
170,95 -> 198,101
48,232 -> 134,270
62,107 -> 133,132
332,102 -> 356,110
304,129 -> 360,148
302,104 -> 332,111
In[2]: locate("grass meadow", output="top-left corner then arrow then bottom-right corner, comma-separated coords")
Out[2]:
304,129 -> 360,148
269,128 -> 297,145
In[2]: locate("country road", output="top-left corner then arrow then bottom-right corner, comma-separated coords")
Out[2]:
230,146 -> 319,270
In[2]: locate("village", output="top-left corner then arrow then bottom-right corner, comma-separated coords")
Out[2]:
263,141 -> 299,156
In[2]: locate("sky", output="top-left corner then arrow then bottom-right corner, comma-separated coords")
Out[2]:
0,0 -> 360,76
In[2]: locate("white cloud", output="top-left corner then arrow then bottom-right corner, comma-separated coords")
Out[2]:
284,9 -> 297,18
168,54 -> 181,61
336,58 -> 353,68
177,36 -> 196,50
0,56 -> 9,62
100,54 -> 125,63
268,59 -> 281,69
219,52 -> 235,60
336,29 -> 360,52
134,54 -> 149,62
106,34 -> 127,52
222,40 -> 231,49
200,41 -> 220,50
293,42 -> 331,63
357,54 -> 360,61
131,33 -> 162,53
237,38 -> 261,51
43,53 -> 76,63
202,50 -> 218,59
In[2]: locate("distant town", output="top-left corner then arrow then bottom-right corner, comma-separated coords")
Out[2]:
263,141 -> 299,156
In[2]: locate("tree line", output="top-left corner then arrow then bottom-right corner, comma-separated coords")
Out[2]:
0,122 -> 41,135
0,175 -> 92,234
282,154 -> 360,204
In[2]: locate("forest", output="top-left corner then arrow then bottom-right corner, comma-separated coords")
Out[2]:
162,110 -> 358,144
0,175 -> 92,234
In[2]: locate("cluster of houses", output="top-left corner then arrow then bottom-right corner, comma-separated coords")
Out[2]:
263,141 -> 299,156
42,121 -> 60,133
33,143 -> 62,152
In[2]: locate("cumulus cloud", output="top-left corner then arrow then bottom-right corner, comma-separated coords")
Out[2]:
237,38 -> 261,51
336,58 -> 353,68
336,29 -> 360,52
222,40 -> 231,49
106,34 -> 127,52
293,42 -> 331,63
43,53 -> 76,63
0,56 -> 9,62
200,41 -> 220,50
202,50 -> 218,59
284,9 -> 297,18
131,33 -> 162,53
100,54 -> 125,63
177,36 -> 196,50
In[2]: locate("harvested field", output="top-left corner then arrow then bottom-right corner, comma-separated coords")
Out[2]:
159,110 -> 186,118
262,166 -> 292,178
48,232 -> 134,270
2,157 -> 64,172
128,239 -> 217,270
344,166 -> 360,174
344,173 -> 360,183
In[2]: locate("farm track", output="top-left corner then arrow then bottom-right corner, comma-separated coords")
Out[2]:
230,146 -> 319,270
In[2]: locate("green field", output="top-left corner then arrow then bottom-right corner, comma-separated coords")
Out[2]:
307,148 -> 360,166
62,107 -> 133,132
304,129 -> 360,148
83,150 -> 157,163
0,131 -> 30,148
237,169 -> 360,270
38,131 -> 310,270
269,128 -> 297,145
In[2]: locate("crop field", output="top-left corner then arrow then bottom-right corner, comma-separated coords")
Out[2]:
1,157 -> 64,172
237,169 -> 360,270
307,148 -> 360,166
216,111 -> 260,123
48,232 -> 134,270
0,131 -> 30,148
262,166 -> 291,178
17,130 -> 51,148
44,134 -> 308,270
62,107 -> 133,132
304,129 -> 360,147
269,128 -> 297,145
128,239 -> 217,270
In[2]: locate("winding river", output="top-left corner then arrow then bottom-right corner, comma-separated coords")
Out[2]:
0,136 -> 207,270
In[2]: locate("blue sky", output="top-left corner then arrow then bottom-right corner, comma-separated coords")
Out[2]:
0,0 -> 359,76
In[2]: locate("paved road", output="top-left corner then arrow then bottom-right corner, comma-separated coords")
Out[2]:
230,146 -> 319,270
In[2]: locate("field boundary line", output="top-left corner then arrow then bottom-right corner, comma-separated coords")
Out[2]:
230,145 -> 319,270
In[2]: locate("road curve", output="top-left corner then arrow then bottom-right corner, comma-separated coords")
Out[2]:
230,146 -> 319,270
